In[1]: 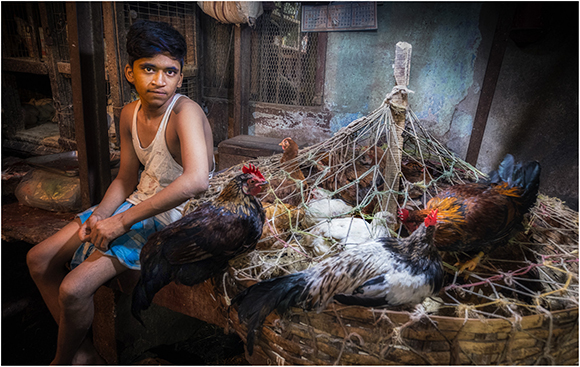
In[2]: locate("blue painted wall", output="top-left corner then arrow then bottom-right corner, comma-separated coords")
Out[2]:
325,3 -> 483,142
252,2 -> 578,209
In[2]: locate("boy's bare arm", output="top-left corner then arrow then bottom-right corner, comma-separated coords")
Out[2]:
87,100 -> 211,249
79,102 -> 141,244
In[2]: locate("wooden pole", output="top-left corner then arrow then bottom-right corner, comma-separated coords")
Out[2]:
385,42 -> 412,223
67,2 -> 110,208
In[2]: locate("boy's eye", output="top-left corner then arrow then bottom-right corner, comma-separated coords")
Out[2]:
144,67 -> 154,72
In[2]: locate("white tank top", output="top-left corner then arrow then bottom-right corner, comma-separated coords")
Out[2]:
127,94 -> 186,225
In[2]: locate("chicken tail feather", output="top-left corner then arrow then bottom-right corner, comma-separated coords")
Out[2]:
233,272 -> 307,355
490,154 -> 541,210
131,241 -> 172,326
517,160 -> 541,209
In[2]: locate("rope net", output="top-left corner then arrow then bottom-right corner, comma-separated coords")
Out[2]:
183,87 -> 578,364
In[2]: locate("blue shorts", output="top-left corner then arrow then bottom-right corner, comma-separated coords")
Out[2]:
70,201 -> 165,270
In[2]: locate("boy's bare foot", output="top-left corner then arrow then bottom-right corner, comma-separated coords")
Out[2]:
72,339 -> 107,365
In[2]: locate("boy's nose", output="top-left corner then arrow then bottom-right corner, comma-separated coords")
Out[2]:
152,71 -> 166,86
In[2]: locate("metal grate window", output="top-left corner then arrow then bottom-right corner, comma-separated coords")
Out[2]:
249,2 -> 321,106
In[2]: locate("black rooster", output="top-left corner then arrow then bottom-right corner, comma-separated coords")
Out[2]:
132,164 -> 267,325
234,209 -> 442,355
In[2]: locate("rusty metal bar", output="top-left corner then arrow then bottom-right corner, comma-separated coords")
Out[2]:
66,2 -> 110,208
465,4 -> 517,166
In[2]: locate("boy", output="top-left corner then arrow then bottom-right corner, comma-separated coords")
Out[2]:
26,20 -> 214,364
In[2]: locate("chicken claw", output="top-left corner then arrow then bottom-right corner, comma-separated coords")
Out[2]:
455,251 -> 484,274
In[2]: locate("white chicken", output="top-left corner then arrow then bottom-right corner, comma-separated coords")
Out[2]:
303,211 -> 394,256
303,187 -> 354,227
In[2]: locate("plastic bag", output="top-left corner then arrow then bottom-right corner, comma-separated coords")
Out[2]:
15,169 -> 82,212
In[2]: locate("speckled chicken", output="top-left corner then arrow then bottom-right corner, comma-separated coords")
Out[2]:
132,165 -> 267,324
234,209 -> 442,355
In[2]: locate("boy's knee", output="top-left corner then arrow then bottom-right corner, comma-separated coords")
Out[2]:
26,244 -> 49,278
58,277 -> 85,308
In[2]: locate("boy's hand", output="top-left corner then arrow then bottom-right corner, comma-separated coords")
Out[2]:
78,213 -> 103,243
79,213 -> 129,251
86,216 -> 130,251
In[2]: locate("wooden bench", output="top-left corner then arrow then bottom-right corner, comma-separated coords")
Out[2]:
1,202 -> 235,364
2,135 -> 289,363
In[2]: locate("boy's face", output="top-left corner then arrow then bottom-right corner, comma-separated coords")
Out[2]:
125,53 -> 183,107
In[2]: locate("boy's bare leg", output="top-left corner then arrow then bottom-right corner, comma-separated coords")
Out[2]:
52,250 -> 127,365
28,220 -> 106,364
27,219 -> 84,322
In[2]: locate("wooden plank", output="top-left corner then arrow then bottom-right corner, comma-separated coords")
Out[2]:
1,202 -> 75,244
313,32 -> 327,105
1,57 -> 48,74
102,2 -> 125,150
66,2 -> 111,207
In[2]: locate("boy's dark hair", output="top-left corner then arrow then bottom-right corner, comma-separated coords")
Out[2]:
126,20 -> 186,70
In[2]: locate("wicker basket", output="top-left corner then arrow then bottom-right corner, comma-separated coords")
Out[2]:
221,195 -> 579,365
224,285 -> 578,365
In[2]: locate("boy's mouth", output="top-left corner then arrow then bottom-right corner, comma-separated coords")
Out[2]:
149,90 -> 167,96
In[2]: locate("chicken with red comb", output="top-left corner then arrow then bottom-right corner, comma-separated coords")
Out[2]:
234,209 -> 443,355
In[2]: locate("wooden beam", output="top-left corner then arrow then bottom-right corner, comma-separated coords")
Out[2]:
67,2 -> 110,208
102,1 -> 129,150
465,4 -> 516,166
1,57 -> 48,74
232,24 -> 251,137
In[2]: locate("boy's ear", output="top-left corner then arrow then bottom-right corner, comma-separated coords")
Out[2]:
125,64 -> 135,84
177,72 -> 183,89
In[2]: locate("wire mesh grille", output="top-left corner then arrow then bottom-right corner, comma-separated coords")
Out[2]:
200,12 -> 235,99
45,2 -> 70,63
2,3 -> 41,59
249,2 -> 320,106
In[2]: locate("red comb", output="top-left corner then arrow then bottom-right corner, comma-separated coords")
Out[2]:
398,208 -> 409,222
424,209 -> 438,227
242,163 -> 264,180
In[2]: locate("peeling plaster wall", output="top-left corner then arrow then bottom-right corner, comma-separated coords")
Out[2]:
324,2 -> 485,145
251,103 -> 333,145
253,3 -> 487,146
248,2 -> 577,208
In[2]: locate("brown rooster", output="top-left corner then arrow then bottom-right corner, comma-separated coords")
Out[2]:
399,154 -> 541,272
234,209 -> 442,355
318,145 -> 386,214
132,164 -> 267,324
260,137 -> 307,207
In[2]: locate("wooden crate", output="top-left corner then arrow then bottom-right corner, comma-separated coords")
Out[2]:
217,135 -> 286,170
